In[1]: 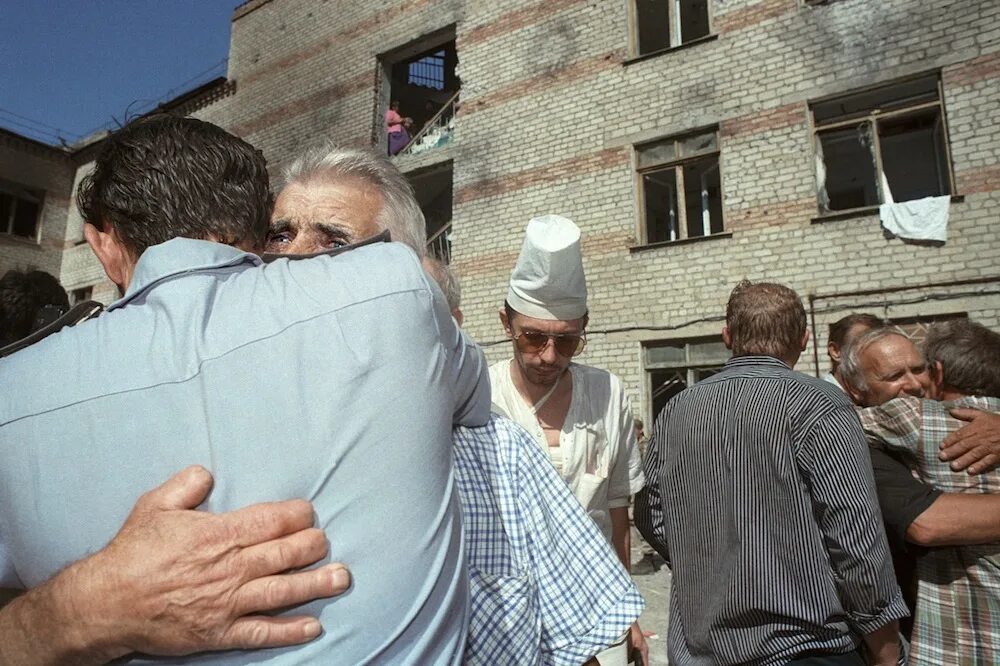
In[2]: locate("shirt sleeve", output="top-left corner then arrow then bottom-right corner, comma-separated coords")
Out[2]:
633,410 -> 670,564
425,269 -> 491,428
0,529 -> 20,588
515,431 -> 645,665
797,405 -> 909,635
606,380 -> 644,508
869,446 -> 942,545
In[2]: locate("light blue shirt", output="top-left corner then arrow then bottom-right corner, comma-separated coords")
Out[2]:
0,238 -> 490,664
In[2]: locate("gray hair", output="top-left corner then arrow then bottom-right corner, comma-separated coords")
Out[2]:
283,145 -> 427,255
422,256 -> 461,312
840,328 -> 912,393
923,320 -> 1000,397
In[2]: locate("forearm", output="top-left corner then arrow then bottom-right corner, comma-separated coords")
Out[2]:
862,621 -> 901,666
908,493 -> 1000,546
0,559 -> 121,665
610,506 -> 631,571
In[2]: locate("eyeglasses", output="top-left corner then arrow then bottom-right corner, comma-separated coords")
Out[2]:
512,330 -> 587,357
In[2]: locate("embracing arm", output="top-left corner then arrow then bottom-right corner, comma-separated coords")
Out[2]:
0,466 -> 349,665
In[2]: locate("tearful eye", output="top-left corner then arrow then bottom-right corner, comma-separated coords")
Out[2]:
264,231 -> 292,250
323,237 -> 348,249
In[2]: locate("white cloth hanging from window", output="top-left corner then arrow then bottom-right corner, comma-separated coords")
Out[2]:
878,171 -> 950,242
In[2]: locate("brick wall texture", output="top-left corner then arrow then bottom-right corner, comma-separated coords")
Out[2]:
3,0 -> 998,423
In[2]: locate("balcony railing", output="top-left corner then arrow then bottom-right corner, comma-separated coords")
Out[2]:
400,91 -> 459,157
426,221 -> 452,263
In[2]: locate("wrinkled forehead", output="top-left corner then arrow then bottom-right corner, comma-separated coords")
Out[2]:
865,334 -> 922,371
272,177 -> 384,232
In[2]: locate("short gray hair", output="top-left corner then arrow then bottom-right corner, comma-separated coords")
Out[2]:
840,328 -> 911,393
283,145 -> 427,255
422,256 -> 461,312
923,320 -> 1000,397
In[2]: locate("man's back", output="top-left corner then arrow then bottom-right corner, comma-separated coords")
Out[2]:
655,356 -> 903,665
0,239 -> 488,664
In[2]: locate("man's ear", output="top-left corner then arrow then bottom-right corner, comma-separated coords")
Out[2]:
800,328 -> 811,352
499,308 -> 513,338
931,360 -> 946,390
828,341 -> 841,363
721,325 -> 733,350
83,221 -> 130,290
453,308 -> 464,328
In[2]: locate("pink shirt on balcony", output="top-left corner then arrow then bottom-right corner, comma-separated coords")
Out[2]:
385,109 -> 405,134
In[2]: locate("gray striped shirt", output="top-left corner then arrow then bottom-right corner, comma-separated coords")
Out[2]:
635,355 -> 907,665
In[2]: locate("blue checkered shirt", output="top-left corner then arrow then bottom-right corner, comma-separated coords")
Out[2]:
454,414 -> 645,665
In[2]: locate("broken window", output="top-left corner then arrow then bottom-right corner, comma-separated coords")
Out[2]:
645,337 -> 729,421
632,0 -> 711,56
811,74 -> 952,213
0,184 -> 42,242
408,161 -> 453,263
636,128 -> 723,244
379,30 -> 460,157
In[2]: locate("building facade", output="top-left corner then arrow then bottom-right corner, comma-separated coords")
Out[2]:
3,0 -> 998,424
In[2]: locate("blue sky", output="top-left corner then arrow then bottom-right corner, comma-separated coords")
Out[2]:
0,0 -> 236,145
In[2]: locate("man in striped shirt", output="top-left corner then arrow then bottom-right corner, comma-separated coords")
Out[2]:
853,320 -> 1000,665
635,280 -> 907,666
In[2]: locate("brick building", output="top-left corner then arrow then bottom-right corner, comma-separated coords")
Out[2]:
3,0 -> 998,424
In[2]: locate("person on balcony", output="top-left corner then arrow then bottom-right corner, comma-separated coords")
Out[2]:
385,100 -> 412,156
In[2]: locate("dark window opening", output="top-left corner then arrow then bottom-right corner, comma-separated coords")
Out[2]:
0,186 -> 43,241
812,74 -> 953,212
634,0 -> 711,56
408,162 -> 453,263
70,286 -> 93,305
381,35 -> 460,157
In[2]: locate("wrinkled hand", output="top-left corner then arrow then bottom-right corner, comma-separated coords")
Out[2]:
628,622 -> 650,665
940,409 -> 1000,474
64,466 -> 350,661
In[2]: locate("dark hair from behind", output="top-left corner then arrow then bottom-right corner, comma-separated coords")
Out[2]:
0,270 -> 69,346
76,114 -> 272,258
725,279 -> 806,358
828,313 -> 884,349
923,320 -> 1000,398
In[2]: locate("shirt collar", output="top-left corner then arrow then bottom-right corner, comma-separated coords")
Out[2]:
107,238 -> 262,312
724,355 -> 791,370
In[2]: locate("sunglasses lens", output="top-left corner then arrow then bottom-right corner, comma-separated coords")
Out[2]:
518,332 -> 549,353
554,336 -> 585,357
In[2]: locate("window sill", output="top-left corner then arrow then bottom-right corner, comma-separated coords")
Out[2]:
623,34 -> 719,66
0,233 -> 41,248
629,231 -> 732,253
810,194 -> 965,224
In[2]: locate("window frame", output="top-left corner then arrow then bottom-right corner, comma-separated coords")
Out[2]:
627,0 -> 714,59
643,336 -> 729,423
809,74 -> 955,216
634,127 -> 724,245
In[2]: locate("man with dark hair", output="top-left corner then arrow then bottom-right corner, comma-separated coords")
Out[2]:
824,313 -> 883,389
858,319 -> 1000,664
0,269 -> 69,346
636,280 -> 905,666
0,115 -> 489,664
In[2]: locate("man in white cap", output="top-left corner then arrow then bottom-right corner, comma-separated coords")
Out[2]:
491,214 -> 647,664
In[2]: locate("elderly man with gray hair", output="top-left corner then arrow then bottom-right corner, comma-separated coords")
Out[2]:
264,144 -> 645,665
856,320 -> 1000,665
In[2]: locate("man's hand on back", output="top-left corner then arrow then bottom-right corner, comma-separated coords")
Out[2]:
0,466 -> 350,665
940,409 -> 1000,474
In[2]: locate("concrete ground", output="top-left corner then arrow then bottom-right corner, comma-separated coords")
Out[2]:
630,526 -> 671,666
